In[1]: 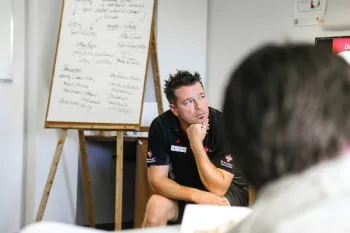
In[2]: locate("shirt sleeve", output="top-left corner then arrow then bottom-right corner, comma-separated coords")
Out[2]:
211,118 -> 236,174
146,119 -> 170,167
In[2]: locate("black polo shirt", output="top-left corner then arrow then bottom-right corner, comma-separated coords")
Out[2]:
146,107 -> 247,191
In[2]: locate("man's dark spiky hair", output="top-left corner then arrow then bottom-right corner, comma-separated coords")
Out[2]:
164,70 -> 203,104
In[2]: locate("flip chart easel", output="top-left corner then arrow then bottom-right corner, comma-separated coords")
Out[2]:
35,0 -> 163,230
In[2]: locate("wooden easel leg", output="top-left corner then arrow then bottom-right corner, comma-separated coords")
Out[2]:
78,130 -> 95,228
150,25 -> 164,115
115,131 -> 124,230
35,129 -> 68,221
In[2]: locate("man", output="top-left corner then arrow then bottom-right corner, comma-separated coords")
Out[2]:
143,70 -> 248,227
223,44 -> 350,233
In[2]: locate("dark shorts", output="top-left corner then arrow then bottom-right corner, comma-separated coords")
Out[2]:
170,184 -> 249,224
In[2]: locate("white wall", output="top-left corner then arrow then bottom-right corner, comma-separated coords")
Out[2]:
157,0 -> 208,110
143,0 -> 208,125
0,0 -> 25,232
207,0 -> 350,109
0,0 -> 12,80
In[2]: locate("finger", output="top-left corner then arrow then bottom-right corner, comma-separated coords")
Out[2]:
201,118 -> 209,128
206,124 -> 210,130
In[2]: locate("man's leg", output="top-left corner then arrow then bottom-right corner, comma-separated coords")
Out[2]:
142,194 -> 178,227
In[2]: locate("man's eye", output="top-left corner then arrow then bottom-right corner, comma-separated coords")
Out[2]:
184,100 -> 193,106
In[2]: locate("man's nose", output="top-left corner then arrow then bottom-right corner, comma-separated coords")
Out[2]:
194,100 -> 202,110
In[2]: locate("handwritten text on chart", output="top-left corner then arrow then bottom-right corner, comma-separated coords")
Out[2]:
50,0 -> 152,122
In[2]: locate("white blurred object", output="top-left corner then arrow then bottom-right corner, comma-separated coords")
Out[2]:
323,0 -> 350,30
20,222 -> 181,233
20,222 -> 106,233
180,204 -> 252,233
338,51 -> 350,64
20,205 -> 251,233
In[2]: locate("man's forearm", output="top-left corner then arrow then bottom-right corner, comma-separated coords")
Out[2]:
150,177 -> 201,202
150,177 -> 230,206
191,141 -> 231,196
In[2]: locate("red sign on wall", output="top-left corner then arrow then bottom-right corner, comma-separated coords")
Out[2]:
333,38 -> 350,64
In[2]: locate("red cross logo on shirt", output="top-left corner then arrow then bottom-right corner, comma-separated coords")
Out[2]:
225,154 -> 232,162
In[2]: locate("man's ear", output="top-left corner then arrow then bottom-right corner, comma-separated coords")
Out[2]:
169,104 -> 179,117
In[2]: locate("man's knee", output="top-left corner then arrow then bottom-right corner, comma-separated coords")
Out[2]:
143,194 -> 177,227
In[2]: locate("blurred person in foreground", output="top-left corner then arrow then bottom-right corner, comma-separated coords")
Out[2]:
223,43 -> 350,233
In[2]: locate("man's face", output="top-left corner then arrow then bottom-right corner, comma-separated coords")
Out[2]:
169,82 -> 209,126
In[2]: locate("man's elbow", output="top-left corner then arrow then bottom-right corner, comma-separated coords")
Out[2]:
207,179 -> 231,196
148,178 -> 164,194
149,183 -> 157,193
206,176 -> 233,196
148,179 -> 158,193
